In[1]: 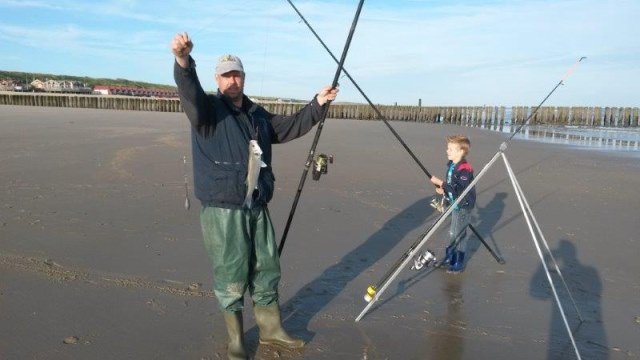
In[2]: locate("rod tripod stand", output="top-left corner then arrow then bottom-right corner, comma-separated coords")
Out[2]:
500,151 -> 583,359
356,146 -> 584,359
467,224 -> 505,265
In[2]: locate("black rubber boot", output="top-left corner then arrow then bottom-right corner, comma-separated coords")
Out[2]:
222,311 -> 248,360
254,303 -> 305,349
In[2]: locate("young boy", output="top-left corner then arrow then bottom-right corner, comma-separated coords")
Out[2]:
430,135 -> 476,273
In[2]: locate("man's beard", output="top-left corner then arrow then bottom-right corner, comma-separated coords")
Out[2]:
223,87 -> 243,103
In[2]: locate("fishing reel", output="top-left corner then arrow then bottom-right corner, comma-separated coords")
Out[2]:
411,249 -> 437,270
430,196 -> 448,213
311,153 -> 334,181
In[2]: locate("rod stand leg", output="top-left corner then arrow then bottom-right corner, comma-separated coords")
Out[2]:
501,152 -> 581,360
468,224 -> 505,264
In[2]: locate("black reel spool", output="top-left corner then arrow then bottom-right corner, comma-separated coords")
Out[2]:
312,153 -> 333,181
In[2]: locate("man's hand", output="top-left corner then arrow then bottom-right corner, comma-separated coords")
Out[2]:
316,86 -> 339,106
171,32 -> 193,68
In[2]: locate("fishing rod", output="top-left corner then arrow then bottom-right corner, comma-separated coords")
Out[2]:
356,56 -> 587,322
278,0 -> 366,255
285,0 -> 433,179
506,56 -> 587,144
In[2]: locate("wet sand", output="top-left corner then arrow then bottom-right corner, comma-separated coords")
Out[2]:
0,105 -> 638,360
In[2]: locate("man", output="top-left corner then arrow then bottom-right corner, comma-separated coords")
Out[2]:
171,32 -> 338,360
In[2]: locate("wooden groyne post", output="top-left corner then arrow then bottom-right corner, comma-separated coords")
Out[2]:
0,92 -> 637,128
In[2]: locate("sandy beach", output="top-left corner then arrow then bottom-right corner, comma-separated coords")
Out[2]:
1,105 -> 638,360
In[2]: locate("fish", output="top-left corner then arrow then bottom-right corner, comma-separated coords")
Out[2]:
243,140 -> 267,209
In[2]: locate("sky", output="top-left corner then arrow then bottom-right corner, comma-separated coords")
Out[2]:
0,0 -> 638,107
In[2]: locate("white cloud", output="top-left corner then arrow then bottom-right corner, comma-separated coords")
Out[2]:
1,0 -> 638,105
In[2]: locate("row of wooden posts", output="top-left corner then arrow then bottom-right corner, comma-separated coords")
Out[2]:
1,92 -> 638,128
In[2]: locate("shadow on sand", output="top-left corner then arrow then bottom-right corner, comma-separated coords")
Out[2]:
465,192 -> 507,266
246,196 -> 435,349
529,239 -> 608,359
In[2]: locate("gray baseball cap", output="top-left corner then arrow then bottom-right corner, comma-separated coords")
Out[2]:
215,54 -> 244,75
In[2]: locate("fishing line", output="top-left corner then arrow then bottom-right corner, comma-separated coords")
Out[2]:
284,0 -> 433,179
259,11 -> 273,96
278,0 -> 366,255
182,155 -> 191,210
187,3 -> 245,39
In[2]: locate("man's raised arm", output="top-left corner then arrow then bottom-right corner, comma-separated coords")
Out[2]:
171,33 -> 213,132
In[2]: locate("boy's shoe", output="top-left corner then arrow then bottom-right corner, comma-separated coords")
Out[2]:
447,251 -> 465,274
442,245 -> 455,266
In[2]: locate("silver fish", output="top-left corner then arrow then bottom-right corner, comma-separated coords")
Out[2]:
244,140 -> 267,209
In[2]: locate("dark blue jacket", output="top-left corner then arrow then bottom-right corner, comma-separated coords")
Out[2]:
174,58 -> 324,209
442,159 -> 476,209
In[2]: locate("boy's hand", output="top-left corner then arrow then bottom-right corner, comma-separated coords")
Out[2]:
430,176 -> 443,187
435,187 -> 444,195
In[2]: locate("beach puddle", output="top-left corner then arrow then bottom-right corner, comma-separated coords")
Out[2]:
487,124 -> 640,152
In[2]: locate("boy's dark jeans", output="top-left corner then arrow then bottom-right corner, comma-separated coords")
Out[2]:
449,208 -> 471,252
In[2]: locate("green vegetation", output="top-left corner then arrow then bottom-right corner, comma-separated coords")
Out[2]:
0,70 -> 177,91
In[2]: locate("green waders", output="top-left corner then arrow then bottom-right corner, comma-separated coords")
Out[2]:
201,206 -> 304,356
200,206 -> 280,312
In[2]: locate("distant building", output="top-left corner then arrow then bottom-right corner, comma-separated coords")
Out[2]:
30,79 -> 45,91
92,85 -> 178,98
1,79 -> 32,92
13,83 -> 33,92
92,85 -> 110,95
40,79 -> 92,93
0,79 -> 17,91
